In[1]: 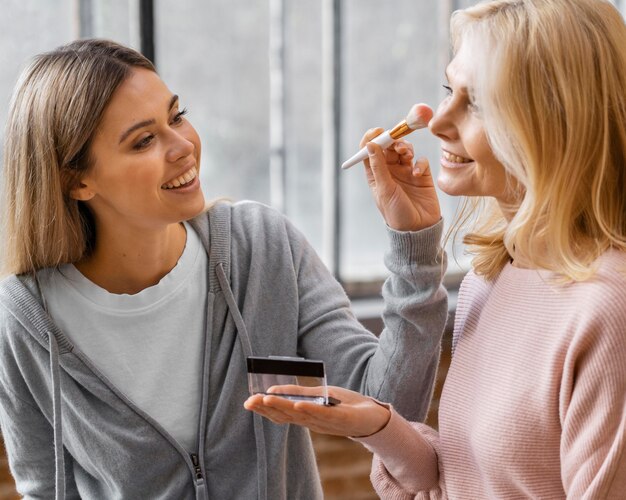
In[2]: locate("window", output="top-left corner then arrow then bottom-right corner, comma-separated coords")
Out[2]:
154,0 -> 471,286
5,0 -> 623,289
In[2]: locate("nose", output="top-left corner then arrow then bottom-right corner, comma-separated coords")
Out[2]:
429,100 -> 459,143
165,129 -> 195,163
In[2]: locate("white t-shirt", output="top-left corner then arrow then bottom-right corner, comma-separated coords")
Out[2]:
37,222 -> 208,452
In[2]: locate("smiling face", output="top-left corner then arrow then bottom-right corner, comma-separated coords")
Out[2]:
429,42 -> 521,210
72,68 -> 205,232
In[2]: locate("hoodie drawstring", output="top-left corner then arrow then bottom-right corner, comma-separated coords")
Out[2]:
215,263 -> 268,500
48,333 -> 65,500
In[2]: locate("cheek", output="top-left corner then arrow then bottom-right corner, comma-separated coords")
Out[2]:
464,127 -> 491,163
474,157 -> 512,200
99,157 -> 158,194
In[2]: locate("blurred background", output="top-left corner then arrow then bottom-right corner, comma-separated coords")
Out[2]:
1,0 -> 624,498
0,0 -> 484,283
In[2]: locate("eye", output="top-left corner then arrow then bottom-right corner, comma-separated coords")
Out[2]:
442,84 -> 453,97
468,93 -> 481,115
171,107 -> 188,125
133,134 -> 155,150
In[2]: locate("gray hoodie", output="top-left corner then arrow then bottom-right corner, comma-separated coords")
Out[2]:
0,201 -> 448,500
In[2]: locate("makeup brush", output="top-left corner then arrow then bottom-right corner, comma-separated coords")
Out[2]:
341,103 -> 433,170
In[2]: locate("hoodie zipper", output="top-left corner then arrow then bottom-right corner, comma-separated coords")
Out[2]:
190,453 -> 204,481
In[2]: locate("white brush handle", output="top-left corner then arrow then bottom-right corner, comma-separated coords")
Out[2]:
341,131 -> 393,170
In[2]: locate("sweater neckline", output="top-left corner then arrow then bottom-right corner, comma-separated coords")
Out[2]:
56,221 -> 201,312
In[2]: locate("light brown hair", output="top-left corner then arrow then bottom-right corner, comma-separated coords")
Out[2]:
1,39 -> 155,276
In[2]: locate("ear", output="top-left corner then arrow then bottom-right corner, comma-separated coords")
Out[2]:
69,181 -> 95,201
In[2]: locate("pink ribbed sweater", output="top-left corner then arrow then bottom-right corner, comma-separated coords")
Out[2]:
358,251 -> 626,499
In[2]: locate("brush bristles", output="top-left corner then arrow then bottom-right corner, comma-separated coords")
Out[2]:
406,103 -> 434,130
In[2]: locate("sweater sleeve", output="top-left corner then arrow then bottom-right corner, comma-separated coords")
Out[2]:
560,299 -> 626,498
0,377 -> 80,499
288,216 -> 448,422
355,406 -> 445,499
0,312 -> 80,500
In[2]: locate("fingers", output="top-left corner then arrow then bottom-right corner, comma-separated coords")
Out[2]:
384,140 -> 414,166
365,142 -> 394,190
244,394 -> 298,424
244,387 -> 385,437
413,156 -> 430,177
359,128 -> 385,172
266,384 -> 322,397
359,127 -> 385,149
244,393 -> 334,427
394,140 -> 414,166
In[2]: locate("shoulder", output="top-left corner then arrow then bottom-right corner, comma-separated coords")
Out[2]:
215,199 -> 305,244
201,199 -> 312,257
0,274 -> 37,316
556,251 -> 626,363
591,249 -> 626,290
193,200 -> 291,233
560,253 -> 626,410
456,268 -> 494,312
0,274 -> 47,359
229,200 -> 291,231
570,250 -> 626,318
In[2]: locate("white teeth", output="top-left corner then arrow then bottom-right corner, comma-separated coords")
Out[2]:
162,167 -> 197,189
443,151 -> 472,163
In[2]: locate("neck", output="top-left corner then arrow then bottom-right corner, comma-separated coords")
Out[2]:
75,221 -> 187,295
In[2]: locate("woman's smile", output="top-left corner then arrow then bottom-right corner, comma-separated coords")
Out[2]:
74,67 -> 206,228
161,166 -> 198,190
441,149 -> 474,168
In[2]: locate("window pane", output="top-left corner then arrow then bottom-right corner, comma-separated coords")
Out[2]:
340,0 -> 466,280
89,0 -> 137,46
155,0 -> 271,205
284,0 -> 324,251
0,0 -> 75,160
1,1 -> 474,283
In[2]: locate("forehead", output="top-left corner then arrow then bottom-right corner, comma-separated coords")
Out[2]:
446,43 -> 475,88
98,69 -> 172,132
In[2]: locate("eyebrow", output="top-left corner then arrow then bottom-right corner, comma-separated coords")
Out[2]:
118,94 -> 179,144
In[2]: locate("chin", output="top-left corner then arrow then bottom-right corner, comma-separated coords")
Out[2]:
437,176 -> 468,197
179,194 -> 208,222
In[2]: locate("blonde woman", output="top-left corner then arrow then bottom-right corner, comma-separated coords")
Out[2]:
245,0 -> 626,497
0,40 -> 449,499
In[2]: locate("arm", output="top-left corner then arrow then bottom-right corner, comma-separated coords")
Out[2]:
0,317 -> 80,500
560,311 -> 626,497
245,386 -> 445,498
292,136 -> 447,420
0,385 -> 80,499
359,409 -> 444,499
290,218 -> 447,419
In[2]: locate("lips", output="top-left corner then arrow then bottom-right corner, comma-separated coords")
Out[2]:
161,167 -> 197,189
440,149 -> 474,169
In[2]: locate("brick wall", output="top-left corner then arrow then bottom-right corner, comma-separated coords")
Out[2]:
0,438 -> 18,500
0,331 -> 452,498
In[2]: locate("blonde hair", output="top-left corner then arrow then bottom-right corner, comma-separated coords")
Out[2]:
450,0 -> 626,281
1,39 -> 155,276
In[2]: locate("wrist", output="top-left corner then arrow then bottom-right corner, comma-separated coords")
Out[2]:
352,400 -> 391,438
